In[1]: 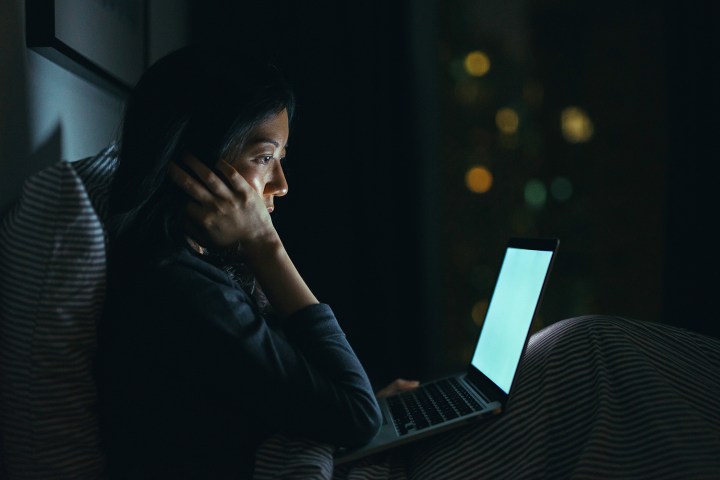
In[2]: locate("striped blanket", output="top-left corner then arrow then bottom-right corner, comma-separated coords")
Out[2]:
254,316 -> 720,479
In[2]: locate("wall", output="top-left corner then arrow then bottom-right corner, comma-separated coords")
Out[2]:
0,0 -> 190,215
149,0 -> 190,64
0,0 -> 123,214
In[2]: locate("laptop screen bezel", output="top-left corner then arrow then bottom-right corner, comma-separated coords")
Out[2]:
465,237 -> 559,405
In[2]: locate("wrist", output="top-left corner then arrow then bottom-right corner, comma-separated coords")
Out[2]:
241,231 -> 284,267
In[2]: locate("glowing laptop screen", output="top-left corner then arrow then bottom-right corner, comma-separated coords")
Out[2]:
470,247 -> 553,394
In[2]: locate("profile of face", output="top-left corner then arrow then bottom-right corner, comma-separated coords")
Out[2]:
228,109 -> 290,213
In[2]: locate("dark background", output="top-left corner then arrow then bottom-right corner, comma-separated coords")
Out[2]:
188,0 -> 718,388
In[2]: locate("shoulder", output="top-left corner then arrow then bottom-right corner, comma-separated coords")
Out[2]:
109,245 -> 252,316
153,248 -> 256,314
107,246 -> 263,342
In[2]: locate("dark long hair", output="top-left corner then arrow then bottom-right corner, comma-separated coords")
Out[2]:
108,46 -> 295,256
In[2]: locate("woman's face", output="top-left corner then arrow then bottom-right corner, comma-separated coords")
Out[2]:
230,109 -> 290,213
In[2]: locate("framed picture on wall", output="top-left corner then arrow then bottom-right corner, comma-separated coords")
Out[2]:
26,0 -> 147,96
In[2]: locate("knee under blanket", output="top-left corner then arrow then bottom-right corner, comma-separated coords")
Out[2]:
254,316 -> 720,479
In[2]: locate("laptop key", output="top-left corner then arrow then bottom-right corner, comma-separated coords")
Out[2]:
388,380 -> 480,435
449,377 -> 484,410
428,383 -> 459,420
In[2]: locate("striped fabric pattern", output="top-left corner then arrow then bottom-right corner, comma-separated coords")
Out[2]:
254,316 -> 720,479
0,146 -> 117,479
71,145 -> 118,222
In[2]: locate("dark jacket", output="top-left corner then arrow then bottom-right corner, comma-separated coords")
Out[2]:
98,246 -> 381,479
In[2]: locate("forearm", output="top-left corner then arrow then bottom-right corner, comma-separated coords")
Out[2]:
242,243 -> 380,444
278,304 -> 382,446
243,235 -> 318,318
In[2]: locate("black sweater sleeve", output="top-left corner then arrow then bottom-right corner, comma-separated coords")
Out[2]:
150,249 -> 382,448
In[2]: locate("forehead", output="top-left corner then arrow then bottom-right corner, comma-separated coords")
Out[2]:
246,109 -> 289,146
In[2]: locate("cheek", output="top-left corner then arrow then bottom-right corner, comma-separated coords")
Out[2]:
248,178 -> 265,195
233,167 -> 265,195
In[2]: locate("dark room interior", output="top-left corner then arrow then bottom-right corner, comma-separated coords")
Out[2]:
0,0 -> 718,477
186,0 -> 719,386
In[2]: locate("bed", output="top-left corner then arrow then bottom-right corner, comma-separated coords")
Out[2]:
1,148 -> 718,479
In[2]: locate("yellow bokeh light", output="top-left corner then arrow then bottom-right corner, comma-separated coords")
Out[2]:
465,166 -> 493,194
496,107 -> 519,134
464,51 -> 491,77
472,299 -> 489,326
561,106 -> 594,143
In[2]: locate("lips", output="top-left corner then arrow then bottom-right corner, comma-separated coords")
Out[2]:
267,206 -> 274,214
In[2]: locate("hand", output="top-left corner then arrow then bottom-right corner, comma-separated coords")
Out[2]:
168,154 -> 278,252
169,153 -> 318,317
375,378 -> 420,399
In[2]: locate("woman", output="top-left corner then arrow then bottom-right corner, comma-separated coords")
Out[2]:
98,46 -> 413,479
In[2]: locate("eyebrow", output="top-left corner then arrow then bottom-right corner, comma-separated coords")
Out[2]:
249,138 -> 284,149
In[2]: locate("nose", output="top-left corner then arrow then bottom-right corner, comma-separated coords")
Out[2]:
265,161 -> 288,197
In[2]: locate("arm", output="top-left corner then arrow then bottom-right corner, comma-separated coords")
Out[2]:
160,258 -> 381,447
166,156 -> 411,437
166,156 -> 381,445
168,156 -> 316,318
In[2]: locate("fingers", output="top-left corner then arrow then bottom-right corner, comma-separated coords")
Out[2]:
389,379 -> 420,392
178,154 -> 237,201
168,162 -> 216,204
170,154 -> 256,203
375,378 -> 421,398
214,160 -> 253,193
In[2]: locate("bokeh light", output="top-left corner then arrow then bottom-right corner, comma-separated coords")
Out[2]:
465,166 -> 494,193
561,106 -> 594,143
550,176 -> 573,201
471,299 -> 489,326
495,107 -> 519,134
524,179 -> 547,208
464,51 -> 491,77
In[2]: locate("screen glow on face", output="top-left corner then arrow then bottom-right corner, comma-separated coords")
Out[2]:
470,248 -> 553,394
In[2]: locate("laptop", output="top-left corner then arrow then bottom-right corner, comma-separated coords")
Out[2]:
335,237 -> 559,464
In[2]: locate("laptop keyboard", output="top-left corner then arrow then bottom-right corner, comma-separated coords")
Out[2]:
386,377 -> 487,436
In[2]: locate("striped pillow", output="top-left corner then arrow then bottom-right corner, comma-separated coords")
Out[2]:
0,145 -> 117,479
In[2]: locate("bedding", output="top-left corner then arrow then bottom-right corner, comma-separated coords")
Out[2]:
254,315 -> 720,479
0,146 -> 116,479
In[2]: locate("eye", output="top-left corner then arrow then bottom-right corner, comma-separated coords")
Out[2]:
255,155 -> 274,165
